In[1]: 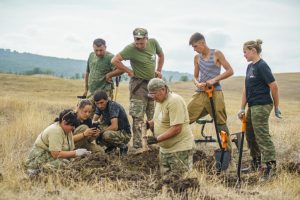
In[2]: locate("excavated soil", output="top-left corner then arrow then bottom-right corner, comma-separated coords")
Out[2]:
282,161 -> 300,175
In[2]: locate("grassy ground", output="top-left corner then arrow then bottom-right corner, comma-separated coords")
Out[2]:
0,73 -> 299,199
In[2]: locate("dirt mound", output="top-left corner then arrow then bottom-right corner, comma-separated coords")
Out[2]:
193,149 -> 215,173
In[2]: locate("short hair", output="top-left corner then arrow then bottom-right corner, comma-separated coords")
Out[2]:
93,90 -> 108,102
93,38 -> 106,47
189,32 -> 205,45
243,39 -> 263,54
77,99 -> 92,109
54,109 -> 79,126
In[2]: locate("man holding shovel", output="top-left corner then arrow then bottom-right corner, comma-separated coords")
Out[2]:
187,32 -> 234,166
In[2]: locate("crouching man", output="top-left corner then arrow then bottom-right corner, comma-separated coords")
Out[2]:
146,78 -> 194,177
92,90 -> 131,156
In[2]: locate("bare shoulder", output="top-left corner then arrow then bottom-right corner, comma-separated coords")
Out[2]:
214,49 -> 225,58
194,54 -> 200,60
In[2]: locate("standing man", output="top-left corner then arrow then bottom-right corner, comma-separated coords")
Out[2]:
187,32 -> 234,150
111,28 -> 164,150
146,78 -> 194,177
92,91 -> 131,156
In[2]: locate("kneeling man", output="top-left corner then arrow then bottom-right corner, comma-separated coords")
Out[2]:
146,78 -> 194,177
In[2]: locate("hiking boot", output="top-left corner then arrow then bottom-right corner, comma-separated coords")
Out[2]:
241,157 -> 262,173
259,161 -> 276,182
119,145 -> 128,156
105,145 -> 117,154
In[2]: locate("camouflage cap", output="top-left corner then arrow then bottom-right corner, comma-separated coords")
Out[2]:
133,28 -> 148,38
147,78 -> 166,92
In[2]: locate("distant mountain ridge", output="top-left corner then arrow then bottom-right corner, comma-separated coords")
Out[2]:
0,48 -> 193,81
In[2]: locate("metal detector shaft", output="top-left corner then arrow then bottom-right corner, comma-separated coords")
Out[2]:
114,76 -> 121,101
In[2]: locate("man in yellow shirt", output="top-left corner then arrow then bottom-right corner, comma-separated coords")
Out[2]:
146,78 -> 194,177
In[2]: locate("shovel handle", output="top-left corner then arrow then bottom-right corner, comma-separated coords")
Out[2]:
220,131 -> 228,150
241,113 -> 246,133
205,85 -> 215,98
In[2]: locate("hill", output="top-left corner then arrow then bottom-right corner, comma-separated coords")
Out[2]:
0,48 -> 193,81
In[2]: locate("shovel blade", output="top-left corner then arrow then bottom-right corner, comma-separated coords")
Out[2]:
214,149 -> 231,171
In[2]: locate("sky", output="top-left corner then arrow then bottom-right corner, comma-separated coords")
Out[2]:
0,0 -> 299,75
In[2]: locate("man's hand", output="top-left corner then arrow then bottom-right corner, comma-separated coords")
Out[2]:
155,71 -> 162,79
75,148 -> 91,157
105,74 -> 113,83
127,70 -> 134,77
147,136 -> 158,145
206,78 -> 217,86
275,107 -> 282,119
237,109 -> 245,120
196,82 -> 207,90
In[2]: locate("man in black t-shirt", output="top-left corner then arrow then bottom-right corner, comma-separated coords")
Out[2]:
92,91 -> 131,155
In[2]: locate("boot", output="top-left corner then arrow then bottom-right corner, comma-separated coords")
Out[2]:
119,145 -> 128,156
259,161 -> 276,182
105,145 -> 117,154
241,156 -> 262,173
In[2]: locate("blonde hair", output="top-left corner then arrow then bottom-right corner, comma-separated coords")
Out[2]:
243,39 -> 263,54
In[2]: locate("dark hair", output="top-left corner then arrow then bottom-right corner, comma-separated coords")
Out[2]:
54,109 -> 79,126
77,99 -> 92,109
243,39 -> 263,54
93,38 -> 106,47
93,90 -> 108,102
189,32 -> 205,45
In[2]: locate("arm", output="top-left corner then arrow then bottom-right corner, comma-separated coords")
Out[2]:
104,118 -> 118,131
92,113 -> 101,122
106,68 -> 124,81
73,128 -> 99,142
193,55 -> 206,90
269,81 -> 279,109
241,85 -> 247,109
51,150 -> 76,159
155,52 -> 164,78
156,124 -> 182,142
111,54 -> 134,77
207,50 -> 234,85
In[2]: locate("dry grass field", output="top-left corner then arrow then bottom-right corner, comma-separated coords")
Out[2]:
0,73 -> 299,199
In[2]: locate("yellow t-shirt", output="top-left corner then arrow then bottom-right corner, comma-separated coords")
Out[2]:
154,92 -> 194,153
34,122 -> 75,152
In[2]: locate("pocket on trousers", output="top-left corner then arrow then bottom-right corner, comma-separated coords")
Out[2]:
129,99 -> 145,118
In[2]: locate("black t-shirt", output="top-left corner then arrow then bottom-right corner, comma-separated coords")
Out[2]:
245,59 -> 275,107
95,101 -> 131,134
75,118 -> 92,128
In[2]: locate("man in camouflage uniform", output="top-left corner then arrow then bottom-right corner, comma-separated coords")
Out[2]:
111,28 -> 164,150
92,91 -> 131,155
146,78 -> 194,177
83,38 -> 123,116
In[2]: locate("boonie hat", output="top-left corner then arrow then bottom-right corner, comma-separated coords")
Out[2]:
133,28 -> 148,38
147,78 -> 166,92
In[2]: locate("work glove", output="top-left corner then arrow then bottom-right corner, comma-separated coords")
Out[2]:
75,148 -> 91,157
275,107 -> 282,119
237,109 -> 245,120
147,136 -> 158,145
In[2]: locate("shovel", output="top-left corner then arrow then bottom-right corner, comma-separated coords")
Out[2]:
205,86 -> 230,172
237,113 -> 246,186
114,76 -> 121,101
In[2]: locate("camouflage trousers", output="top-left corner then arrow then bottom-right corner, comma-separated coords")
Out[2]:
87,90 -> 113,118
97,129 -> 131,148
159,149 -> 193,177
129,77 -> 155,149
246,104 -> 276,162
24,146 -> 70,171
187,91 -> 232,151
73,125 -> 104,153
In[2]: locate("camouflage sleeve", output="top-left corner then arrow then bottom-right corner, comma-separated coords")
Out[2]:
86,53 -> 92,73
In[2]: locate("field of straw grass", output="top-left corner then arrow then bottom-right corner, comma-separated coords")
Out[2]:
0,73 -> 299,199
